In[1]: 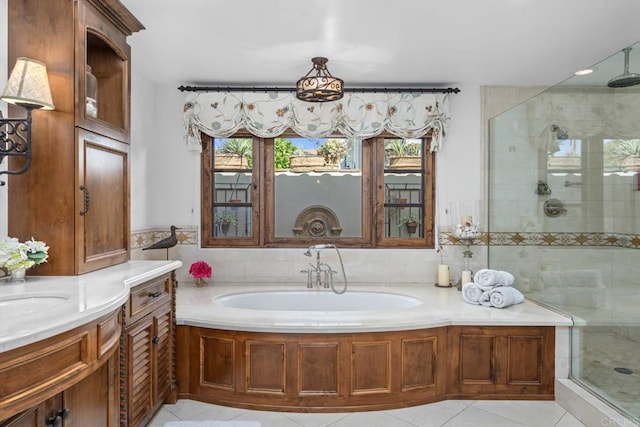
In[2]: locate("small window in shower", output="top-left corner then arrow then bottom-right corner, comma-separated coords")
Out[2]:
547,139 -> 582,170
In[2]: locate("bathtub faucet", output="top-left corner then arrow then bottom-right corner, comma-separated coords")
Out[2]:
301,244 -> 338,289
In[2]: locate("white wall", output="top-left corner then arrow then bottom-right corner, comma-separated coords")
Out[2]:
1,0 -> 9,235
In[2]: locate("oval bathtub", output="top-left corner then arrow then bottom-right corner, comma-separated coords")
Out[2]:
215,290 -> 423,311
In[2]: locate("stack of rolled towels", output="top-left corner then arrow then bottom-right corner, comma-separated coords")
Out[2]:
462,269 -> 524,308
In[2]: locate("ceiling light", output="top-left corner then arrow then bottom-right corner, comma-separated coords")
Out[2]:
574,69 -> 593,76
296,57 -> 344,102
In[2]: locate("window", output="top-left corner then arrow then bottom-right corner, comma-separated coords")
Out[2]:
200,133 -> 434,248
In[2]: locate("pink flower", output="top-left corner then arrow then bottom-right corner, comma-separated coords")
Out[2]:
189,261 -> 212,279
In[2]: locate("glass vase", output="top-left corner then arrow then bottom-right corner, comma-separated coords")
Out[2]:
9,268 -> 26,283
195,278 -> 206,287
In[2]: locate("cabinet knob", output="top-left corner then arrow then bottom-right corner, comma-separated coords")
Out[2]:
58,408 -> 70,419
152,336 -> 160,344
45,415 -> 62,427
148,291 -> 162,298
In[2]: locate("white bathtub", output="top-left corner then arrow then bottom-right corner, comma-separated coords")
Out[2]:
215,290 -> 423,311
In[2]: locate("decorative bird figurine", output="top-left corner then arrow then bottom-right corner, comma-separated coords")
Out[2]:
143,225 -> 180,259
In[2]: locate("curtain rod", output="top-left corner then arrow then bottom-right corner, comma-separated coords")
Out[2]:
178,85 -> 461,94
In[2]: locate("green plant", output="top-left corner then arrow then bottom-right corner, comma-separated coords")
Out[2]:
397,213 -> 422,227
214,211 -> 238,225
274,138 -> 297,169
217,138 -> 253,159
386,139 -> 421,156
612,139 -> 640,161
316,139 -> 347,164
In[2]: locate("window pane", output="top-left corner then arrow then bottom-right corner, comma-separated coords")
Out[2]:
384,138 -> 424,238
274,137 -> 362,238
213,138 -> 253,238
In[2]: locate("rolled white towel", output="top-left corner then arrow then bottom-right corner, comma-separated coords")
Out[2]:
478,290 -> 492,306
487,287 -> 525,308
462,282 -> 483,305
474,269 -> 515,290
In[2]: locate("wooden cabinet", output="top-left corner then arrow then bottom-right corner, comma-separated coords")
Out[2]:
7,0 -> 143,275
0,310 -> 121,426
176,324 -> 556,411
122,273 -> 176,427
446,326 -> 555,398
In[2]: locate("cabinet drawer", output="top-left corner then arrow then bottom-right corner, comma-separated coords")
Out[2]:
127,274 -> 171,322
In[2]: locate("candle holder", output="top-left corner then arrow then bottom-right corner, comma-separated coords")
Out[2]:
456,236 -> 480,291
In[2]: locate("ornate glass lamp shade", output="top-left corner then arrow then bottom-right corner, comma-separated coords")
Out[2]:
296,57 -> 344,102
1,57 -> 54,110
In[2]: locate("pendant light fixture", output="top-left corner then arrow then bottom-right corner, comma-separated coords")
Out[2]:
296,57 -> 344,102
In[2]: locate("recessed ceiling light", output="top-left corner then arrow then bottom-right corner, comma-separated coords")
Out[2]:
574,69 -> 594,76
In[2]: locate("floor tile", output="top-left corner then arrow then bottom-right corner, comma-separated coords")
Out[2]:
147,407 -> 181,426
327,411 -> 417,427
163,400 -> 251,422
554,412 -> 587,427
385,400 -> 472,426
471,400 -> 566,427
441,406 -> 528,427
280,411 -> 350,427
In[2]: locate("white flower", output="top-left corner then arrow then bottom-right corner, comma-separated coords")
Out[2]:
0,236 -> 49,271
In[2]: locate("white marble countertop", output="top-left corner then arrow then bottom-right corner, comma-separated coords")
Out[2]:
177,283 -> 573,333
0,260 -> 182,353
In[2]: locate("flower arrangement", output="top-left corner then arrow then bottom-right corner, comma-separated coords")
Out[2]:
188,260 -> 212,285
454,221 -> 481,238
0,237 -> 49,272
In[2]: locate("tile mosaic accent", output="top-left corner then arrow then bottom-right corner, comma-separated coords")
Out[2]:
439,232 -> 640,249
130,227 -> 198,250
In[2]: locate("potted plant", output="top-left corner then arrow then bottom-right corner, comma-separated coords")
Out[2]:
397,213 -> 422,234
386,139 -> 422,169
316,139 -> 347,167
214,211 -> 238,235
215,138 -> 253,169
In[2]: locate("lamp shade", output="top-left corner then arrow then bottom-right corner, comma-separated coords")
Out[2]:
1,57 -> 54,110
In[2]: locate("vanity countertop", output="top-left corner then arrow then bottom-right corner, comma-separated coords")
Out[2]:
177,283 -> 573,333
0,260 -> 182,353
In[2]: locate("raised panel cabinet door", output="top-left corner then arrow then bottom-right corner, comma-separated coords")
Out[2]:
64,354 -> 119,427
76,129 -> 130,274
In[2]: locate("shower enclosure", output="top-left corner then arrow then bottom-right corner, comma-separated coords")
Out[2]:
487,43 -> 640,421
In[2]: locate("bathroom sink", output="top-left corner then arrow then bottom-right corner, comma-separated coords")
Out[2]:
0,293 -> 74,323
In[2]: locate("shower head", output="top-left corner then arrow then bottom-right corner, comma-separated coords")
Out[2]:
607,47 -> 640,88
549,124 -> 569,140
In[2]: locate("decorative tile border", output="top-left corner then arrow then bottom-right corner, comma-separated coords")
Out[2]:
131,228 -> 640,250
130,227 -> 198,250
440,232 -> 640,249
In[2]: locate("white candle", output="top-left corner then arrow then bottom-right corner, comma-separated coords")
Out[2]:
437,264 -> 450,286
461,270 -> 472,285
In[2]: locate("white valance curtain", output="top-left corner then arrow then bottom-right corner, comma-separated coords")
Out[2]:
182,91 -> 451,152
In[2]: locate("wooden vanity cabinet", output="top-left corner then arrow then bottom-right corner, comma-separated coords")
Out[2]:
0,310 -> 121,427
7,0 -> 143,275
122,273 -> 176,427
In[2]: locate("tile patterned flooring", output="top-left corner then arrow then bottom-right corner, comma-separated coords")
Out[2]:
149,399 -> 585,427
579,329 -> 640,418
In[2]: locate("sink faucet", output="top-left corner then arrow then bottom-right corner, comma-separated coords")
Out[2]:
301,245 -> 336,289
